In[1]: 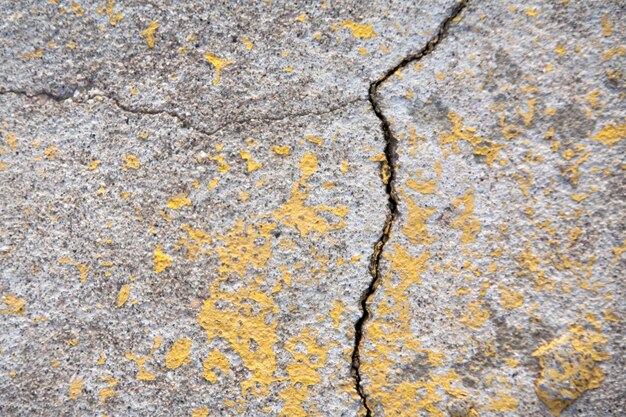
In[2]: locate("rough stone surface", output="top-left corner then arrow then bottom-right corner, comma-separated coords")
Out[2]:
0,1 -> 624,417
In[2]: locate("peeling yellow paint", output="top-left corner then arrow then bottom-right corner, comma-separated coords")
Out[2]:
0,294 -> 26,315
203,350 -> 230,383
153,245 -> 173,273
69,378 -> 83,400
592,121 -> 625,146
341,21 -> 377,38
400,189 -> 436,245
165,337 -> 192,369
141,21 -> 159,49
273,153 -> 348,237
59,257 -> 89,283
204,53 -> 232,86
124,154 -> 140,170
117,284 -> 130,307
167,193 -> 192,210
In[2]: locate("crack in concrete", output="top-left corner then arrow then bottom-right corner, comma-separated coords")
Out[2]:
0,88 -> 364,145
350,1 -> 468,415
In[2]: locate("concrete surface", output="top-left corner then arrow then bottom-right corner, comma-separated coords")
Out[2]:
0,1 -> 623,416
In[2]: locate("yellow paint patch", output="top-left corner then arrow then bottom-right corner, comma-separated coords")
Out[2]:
273,153 -> 349,237
460,301 -> 490,329
117,284 -> 130,307
153,245 -> 173,273
43,145 -> 59,159
451,191 -> 481,244
59,257 -> 89,283
400,189 -> 436,245
141,21 -> 159,49
533,323 -> 609,416
406,179 -> 436,194
440,113 -> 503,167
306,135 -> 323,146
240,151 -> 262,172
99,377 -> 118,404
592,122 -> 625,146
204,53 -> 232,86
486,392 -> 519,411
69,378 -> 83,400
203,350 -> 230,383
167,193 -> 192,209
87,160 -> 101,170
3,132 -> 16,151
126,337 -> 162,381
499,285 -> 524,309
192,408 -> 209,417
124,154 -> 140,170
165,337 -> 192,369
341,20 -> 376,38
0,294 -> 26,315
272,145 -> 290,155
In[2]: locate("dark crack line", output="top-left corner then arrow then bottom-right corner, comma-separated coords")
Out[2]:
350,1 -> 468,416
0,88 -> 364,146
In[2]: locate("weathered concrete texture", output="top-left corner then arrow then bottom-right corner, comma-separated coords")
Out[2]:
361,1 -> 625,416
0,1 -> 624,417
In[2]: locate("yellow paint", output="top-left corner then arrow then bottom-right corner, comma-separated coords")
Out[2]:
69,378 -> 83,400
555,43 -> 567,56
341,160 -> 348,173
592,121 -> 625,146
399,189 -> 436,245
329,300 -> 345,328
59,257 -> 89,283
601,15 -> 613,37
126,337 -> 162,380
242,37 -> 254,50
117,284 -> 130,307
165,337 -> 192,369
499,285 -> 524,309
43,145 -> 59,159
517,98 -> 536,126
192,408 -> 209,417
440,112 -> 502,166
406,179 -> 436,194
203,350 -> 230,383
273,154 -> 348,237
153,245 -> 173,273
240,151 -> 262,172
3,132 -> 16,151
204,53 -> 232,86
533,323 -> 609,415
178,225 -> 212,260
486,392 -> 519,411
278,328 -> 328,416
340,20 -> 377,38
306,135 -> 323,146
272,145 -> 290,155
0,294 -> 26,315
99,376 -> 118,404
18,48 -> 44,59
384,244 -> 429,287
167,193 -> 192,209
124,154 -> 140,170
460,301 -> 490,329
87,160 -> 101,170
141,21 -> 159,49
571,193 -> 589,202
451,191 -> 481,244
97,0 -> 123,26
208,177 -> 219,190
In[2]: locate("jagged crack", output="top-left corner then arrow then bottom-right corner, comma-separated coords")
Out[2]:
350,1 -> 468,415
